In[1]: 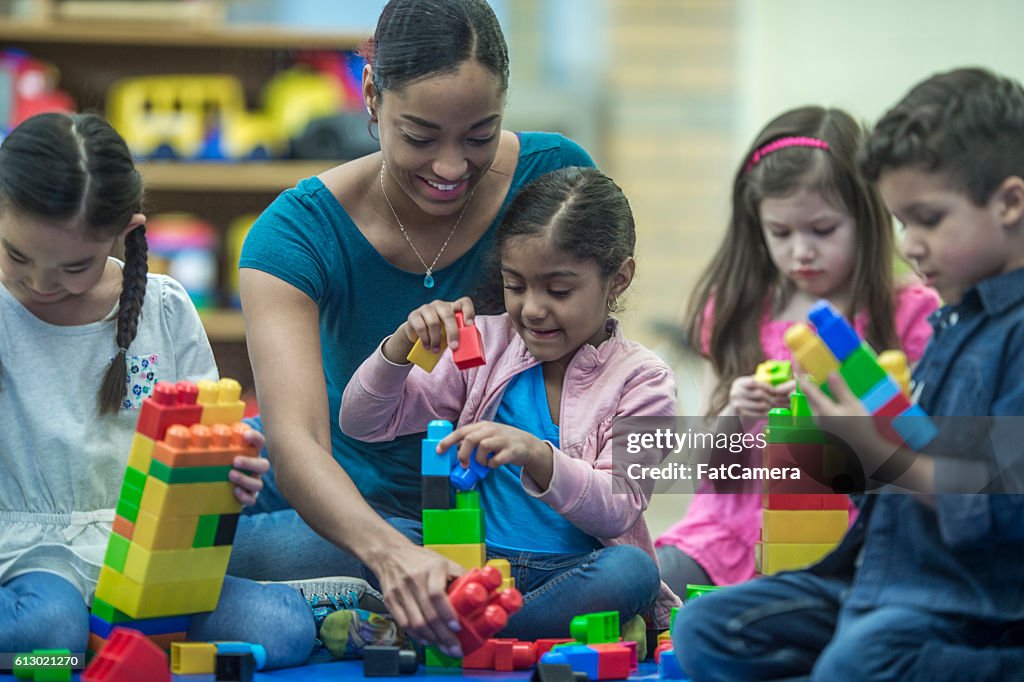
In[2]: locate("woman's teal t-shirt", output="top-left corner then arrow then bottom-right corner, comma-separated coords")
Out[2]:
239,132 -> 595,518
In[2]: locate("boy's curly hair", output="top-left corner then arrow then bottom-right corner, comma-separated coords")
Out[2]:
860,67 -> 1024,205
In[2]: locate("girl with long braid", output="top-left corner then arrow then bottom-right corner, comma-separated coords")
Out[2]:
0,113 -> 328,668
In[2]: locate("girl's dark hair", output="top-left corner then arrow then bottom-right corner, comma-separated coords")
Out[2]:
495,165 -> 635,283
360,0 -> 509,97
0,112 -> 146,415
860,67 -> 1024,205
687,106 -> 899,415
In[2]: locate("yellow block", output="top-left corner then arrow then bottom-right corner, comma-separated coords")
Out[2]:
878,350 -> 911,396
500,578 -> 516,592
132,508 -> 199,550
761,510 -> 849,544
123,543 -> 231,585
783,324 -> 839,385
171,642 -> 217,674
485,558 -> 511,580
198,378 -> 245,425
127,433 -> 156,472
407,334 -> 446,373
427,542 -> 485,570
139,478 -> 240,518
95,565 -> 223,618
755,542 -> 836,575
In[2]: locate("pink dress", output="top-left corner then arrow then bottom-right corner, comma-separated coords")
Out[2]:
655,284 -> 941,585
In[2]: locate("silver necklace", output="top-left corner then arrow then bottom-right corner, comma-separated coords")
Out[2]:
379,161 -> 476,288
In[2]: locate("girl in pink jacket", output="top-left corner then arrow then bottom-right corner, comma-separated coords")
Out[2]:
341,167 -> 681,640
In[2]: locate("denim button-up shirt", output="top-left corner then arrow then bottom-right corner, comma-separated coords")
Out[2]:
815,267 -> 1024,621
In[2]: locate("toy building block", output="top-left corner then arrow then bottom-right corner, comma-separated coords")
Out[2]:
214,643 -> 266,671
540,646 -> 599,680
451,311 -> 486,370
423,646 -> 461,668
422,475 -> 452,509
90,613 -> 189,640
422,420 -> 458,477
878,350 -> 910,395
462,638 -> 499,669
494,639 -> 537,671
684,584 -> 720,601
170,642 -> 216,674
127,433 -> 156,473
659,647 -> 686,680
755,541 -> 835,575
755,360 -> 792,386
407,326 -> 446,373
783,324 -> 839,386
82,627 -> 169,682
428,542 -> 486,570
763,492 -> 849,511
214,652 -> 255,682
450,447 -> 492,491
570,611 -> 619,645
589,643 -> 633,680
532,662 -> 590,682
448,565 -> 523,655
135,381 -> 202,441
423,507 -> 485,545
535,638 -> 575,660
761,509 -> 849,544
363,645 -> 417,677
197,378 -> 246,426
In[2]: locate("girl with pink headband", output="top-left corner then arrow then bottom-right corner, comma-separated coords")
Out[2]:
654,106 -> 940,594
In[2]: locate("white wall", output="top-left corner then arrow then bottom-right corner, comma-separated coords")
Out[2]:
737,0 -> 1024,153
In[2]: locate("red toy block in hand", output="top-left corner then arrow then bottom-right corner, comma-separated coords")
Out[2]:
451,311 -> 486,370
448,566 -> 523,654
136,381 -> 203,441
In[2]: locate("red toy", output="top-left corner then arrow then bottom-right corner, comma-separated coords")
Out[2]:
447,566 -> 522,655
135,381 -> 202,441
82,627 -> 170,682
451,311 -> 486,370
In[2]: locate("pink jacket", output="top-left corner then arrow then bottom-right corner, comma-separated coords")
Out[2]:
341,314 -> 682,627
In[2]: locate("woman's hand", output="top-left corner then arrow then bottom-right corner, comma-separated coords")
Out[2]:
229,428 -> 269,506
382,296 -> 476,364
371,543 -> 466,658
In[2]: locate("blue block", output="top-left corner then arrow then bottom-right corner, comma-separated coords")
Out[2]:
216,642 -> 267,670
861,376 -> 901,414
660,647 -> 687,679
89,612 -> 191,638
892,405 -> 938,450
541,645 -> 599,680
422,439 -> 456,476
427,420 -> 453,440
809,300 -> 860,362
450,449 -> 491,491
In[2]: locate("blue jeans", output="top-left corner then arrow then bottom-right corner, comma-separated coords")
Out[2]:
380,520 -> 660,641
0,572 -> 313,670
490,545 -> 660,640
674,570 -> 1024,682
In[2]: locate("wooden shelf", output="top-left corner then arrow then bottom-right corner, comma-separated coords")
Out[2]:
199,309 -> 246,342
0,18 -> 365,50
138,161 -> 337,192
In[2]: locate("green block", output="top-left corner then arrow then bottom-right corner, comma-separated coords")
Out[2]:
669,606 -> 679,628
193,514 -> 219,548
765,424 -> 830,445
114,496 -> 139,523
117,466 -> 146,507
839,345 -> 888,397
789,391 -> 814,427
422,508 -> 484,545
103,532 -> 131,572
570,611 -> 619,644
148,459 -> 232,484
686,584 -> 721,601
14,650 -> 72,682
424,646 -> 461,668
90,597 -> 132,624
455,489 -> 481,509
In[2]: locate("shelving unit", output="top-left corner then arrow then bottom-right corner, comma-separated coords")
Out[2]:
1,15 -> 366,390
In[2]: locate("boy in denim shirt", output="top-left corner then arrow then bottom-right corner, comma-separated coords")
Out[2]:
673,67 -> 1024,682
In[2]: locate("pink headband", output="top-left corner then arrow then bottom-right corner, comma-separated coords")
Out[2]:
744,136 -> 830,174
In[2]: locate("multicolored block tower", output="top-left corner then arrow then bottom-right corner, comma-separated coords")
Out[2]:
89,378 -> 250,655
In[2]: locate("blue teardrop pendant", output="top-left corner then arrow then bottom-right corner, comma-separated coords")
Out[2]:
423,273 -> 435,288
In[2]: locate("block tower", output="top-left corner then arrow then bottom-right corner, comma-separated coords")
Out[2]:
89,378 -> 250,655
420,420 -> 518,667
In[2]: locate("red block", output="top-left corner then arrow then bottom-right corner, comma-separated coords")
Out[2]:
82,627 -> 170,682
451,311 -> 486,370
462,639 -> 497,669
448,566 -> 523,655
135,381 -> 202,441
534,638 -> 574,661
763,492 -> 850,510
590,642 -> 632,680
494,639 -> 535,671
653,640 -> 673,663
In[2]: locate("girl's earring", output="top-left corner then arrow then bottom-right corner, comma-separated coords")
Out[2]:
607,297 -> 618,313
